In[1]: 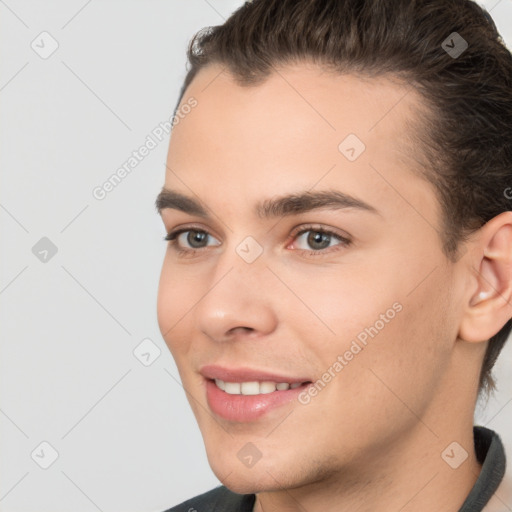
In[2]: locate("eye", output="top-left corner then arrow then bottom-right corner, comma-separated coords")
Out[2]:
164,228 -> 221,254
289,225 -> 351,254
163,224 -> 351,258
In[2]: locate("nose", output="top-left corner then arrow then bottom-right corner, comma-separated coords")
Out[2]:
193,255 -> 279,343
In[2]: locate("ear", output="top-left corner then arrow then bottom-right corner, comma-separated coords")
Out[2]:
458,211 -> 512,343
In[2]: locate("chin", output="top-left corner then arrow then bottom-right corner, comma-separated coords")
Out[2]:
215,467 -> 286,495
206,447 -> 302,495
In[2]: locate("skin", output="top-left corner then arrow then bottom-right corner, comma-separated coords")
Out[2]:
156,63 -> 512,512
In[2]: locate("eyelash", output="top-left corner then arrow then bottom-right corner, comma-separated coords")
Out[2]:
163,224 -> 352,258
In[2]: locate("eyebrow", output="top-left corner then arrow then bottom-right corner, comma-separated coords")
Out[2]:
155,187 -> 380,219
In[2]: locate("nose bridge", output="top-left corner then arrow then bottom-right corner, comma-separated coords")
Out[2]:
193,236 -> 277,340
211,231 -> 269,296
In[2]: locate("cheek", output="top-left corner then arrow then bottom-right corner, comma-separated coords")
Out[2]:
156,259 -> 197,354
279,256 -> 403,355
278,274 -> 453,463
290,249 -> 453,404
339,272 -> 452,421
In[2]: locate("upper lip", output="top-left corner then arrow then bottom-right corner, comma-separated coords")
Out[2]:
200,364 -> 311,383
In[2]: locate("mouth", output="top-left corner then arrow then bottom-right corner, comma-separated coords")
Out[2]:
200,365 -> 313,422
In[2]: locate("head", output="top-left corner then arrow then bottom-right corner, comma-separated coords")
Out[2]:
156,0 -> 512,495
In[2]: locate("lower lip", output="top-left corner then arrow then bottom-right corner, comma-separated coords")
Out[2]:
205,379 -> 312,422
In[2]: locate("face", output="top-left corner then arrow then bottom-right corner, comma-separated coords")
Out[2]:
156,63 -> 463,494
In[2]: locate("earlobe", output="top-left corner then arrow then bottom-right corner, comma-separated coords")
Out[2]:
458,212 -> 512,343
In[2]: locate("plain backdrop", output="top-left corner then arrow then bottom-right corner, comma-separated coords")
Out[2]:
1,1 -> 511,511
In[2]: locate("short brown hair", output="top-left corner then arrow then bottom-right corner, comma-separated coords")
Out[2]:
172,0 -> 512,396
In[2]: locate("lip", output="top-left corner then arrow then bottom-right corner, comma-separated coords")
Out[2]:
200,364 -> 310,384
200,365 -> 313,422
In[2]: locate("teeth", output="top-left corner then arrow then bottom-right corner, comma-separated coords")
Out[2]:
241,382 -> 260,395
224,382 -> 241,394
213,379 -> 304,395
259,381 -> 277,394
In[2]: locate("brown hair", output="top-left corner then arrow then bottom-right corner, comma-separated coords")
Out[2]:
172,0 -> 512,396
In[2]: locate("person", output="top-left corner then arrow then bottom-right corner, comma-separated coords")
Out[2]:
154,0 -> 512,510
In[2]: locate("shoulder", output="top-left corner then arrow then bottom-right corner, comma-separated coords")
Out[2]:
162,485 -> 255,512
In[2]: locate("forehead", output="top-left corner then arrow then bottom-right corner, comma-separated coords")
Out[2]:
164,63 -> 438,229
171,62 -> 421,149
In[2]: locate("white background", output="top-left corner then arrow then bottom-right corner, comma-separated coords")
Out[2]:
1,1 -> 511,510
